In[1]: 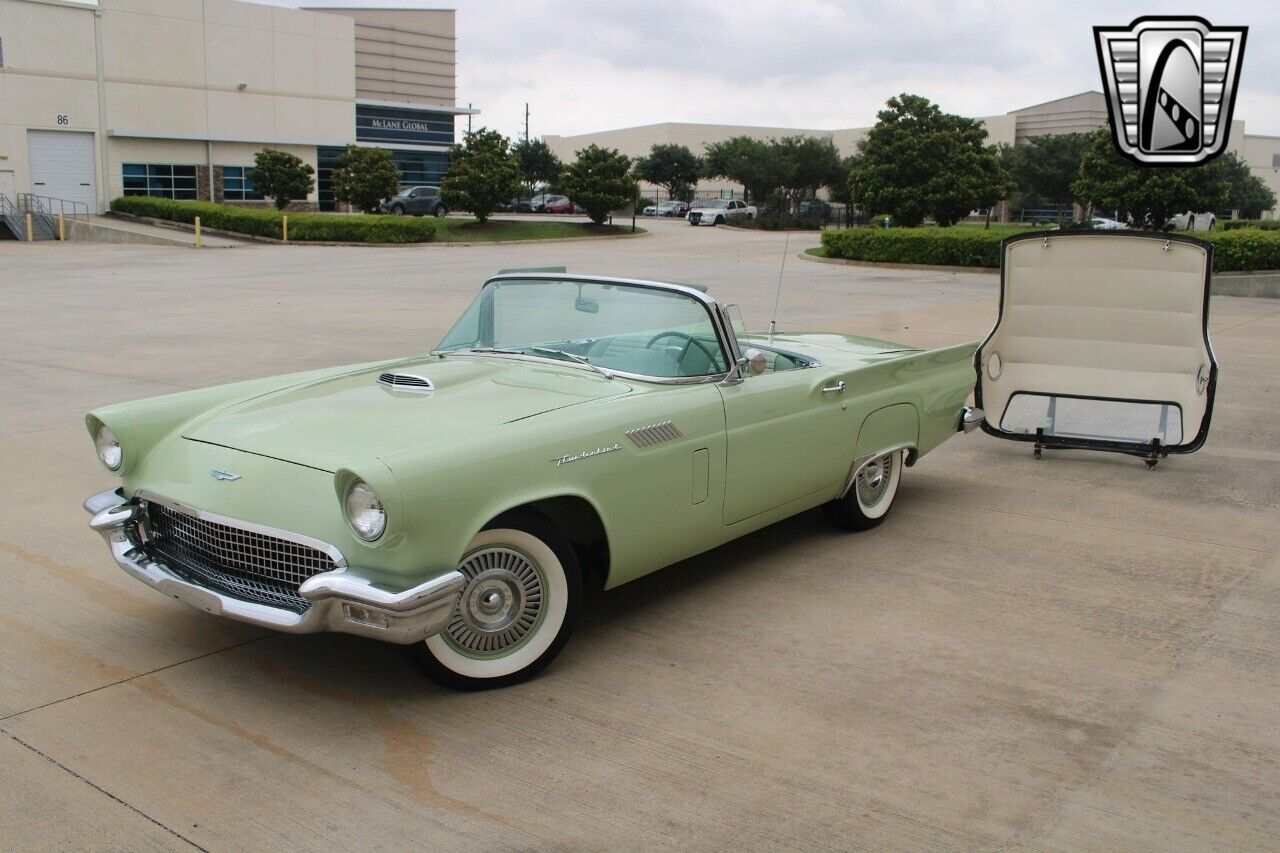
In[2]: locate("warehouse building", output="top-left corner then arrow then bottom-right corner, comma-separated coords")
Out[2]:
0,0 -> 477,214
545,91 -> 1280,215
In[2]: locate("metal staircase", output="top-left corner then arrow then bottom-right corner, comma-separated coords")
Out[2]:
1,193 -> 90,240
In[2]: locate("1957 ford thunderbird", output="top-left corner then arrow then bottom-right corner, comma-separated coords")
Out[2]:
83,232 -> 1217,689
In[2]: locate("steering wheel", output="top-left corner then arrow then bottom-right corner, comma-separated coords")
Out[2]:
645,331 -> 719,374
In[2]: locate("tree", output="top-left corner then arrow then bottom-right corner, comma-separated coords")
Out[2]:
512,138 -> 562,195
330,146 -> 401,214
703,136 -> 786,205
634,143 -> 701,201
439,129 -> 524,224
248,149 -> 314,210
847,93 -> 1005,227
774,136 -> 844,210
1002,133 -> 1092,224
1202,151 -> 1277,219
1072,129 -> 1230,228
558,145 -> 638,225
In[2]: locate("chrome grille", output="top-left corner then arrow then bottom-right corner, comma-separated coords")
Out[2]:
378,371 -> 434,392
144,502 -> 337,613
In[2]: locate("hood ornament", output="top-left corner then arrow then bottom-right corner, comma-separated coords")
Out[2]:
210,468 -> 241,481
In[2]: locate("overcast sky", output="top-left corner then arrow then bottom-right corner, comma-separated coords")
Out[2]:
261,1 -> 1280,141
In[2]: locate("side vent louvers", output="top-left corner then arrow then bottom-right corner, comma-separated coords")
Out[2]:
377,372 -> 434,393
626,421 -> 683,448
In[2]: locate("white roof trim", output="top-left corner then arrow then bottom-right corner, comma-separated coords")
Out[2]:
108,129 -> 353,147
357,98 -> 479,115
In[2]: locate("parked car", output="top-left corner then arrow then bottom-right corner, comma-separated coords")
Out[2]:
84,235 -> 1212,687
642,202 -> 658,216
657,200 -> 690,217
530,194 -> 568,213
1089,216 -> 1128,230
1168,211 -> 1216,231
380,186 -> 448,217
83,271 -> 981,689
544,197 -> 576,214
687,198 -> 756,225
796,200 -> 832,222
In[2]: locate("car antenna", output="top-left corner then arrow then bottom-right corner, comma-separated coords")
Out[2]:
769,231 -> 790,340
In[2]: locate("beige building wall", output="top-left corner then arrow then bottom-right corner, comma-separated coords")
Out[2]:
0,0 -> 357,210
304,7 -> 455,107
0,0 -> 102,208
1009,91 -> 1108,143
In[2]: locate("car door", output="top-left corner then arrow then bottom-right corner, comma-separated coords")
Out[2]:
976,231 -> 1217,461
718,359 -> 857,524
407,187 -> 429,215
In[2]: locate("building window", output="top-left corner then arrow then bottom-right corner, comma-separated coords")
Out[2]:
122,164 -> 198,200
221,166 -> 263,201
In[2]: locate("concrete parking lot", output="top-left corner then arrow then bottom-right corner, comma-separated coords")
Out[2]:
2,219 -> 1278,850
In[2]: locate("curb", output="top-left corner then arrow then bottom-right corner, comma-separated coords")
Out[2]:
798,250 -> 997,275
107,212 -> 648,248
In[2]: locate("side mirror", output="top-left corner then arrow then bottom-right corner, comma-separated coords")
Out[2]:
574,296 -> 600,314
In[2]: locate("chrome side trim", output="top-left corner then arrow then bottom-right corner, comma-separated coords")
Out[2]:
134,490 -> 348,568
86,489 -> 464,645
626,421 -> 684,447
838,444 -> 918,499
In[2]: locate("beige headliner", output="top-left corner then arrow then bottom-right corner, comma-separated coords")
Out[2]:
978,232 -> 1216,450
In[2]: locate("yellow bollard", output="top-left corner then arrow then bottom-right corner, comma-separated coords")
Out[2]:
25,213 -> 33,242
282,214 -> 289,243
58,214 -> 65,241
194,216 -> 203,248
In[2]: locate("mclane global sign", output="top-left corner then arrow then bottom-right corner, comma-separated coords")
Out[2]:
1094,16 -> 1247,166
356,104 -> 454,147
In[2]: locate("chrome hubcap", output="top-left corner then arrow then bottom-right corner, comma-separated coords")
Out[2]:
447,547 -> 544,655
855,453 -> 895,508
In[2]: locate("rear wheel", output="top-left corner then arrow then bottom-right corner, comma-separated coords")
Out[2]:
434,204 -> 448,217
404,512 -> 581,690
821,450 -> 903,531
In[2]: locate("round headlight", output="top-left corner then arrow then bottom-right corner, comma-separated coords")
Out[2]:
95,424 -> 123,471
344,480 -> 386,541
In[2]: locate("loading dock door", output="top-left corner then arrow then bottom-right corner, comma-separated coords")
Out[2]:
27,130 -> 97,212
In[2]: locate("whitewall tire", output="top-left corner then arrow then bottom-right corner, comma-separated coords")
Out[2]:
406,513 -> 581,690
821,449 -> 903,530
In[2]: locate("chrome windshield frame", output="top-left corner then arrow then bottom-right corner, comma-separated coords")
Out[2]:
434,274 -> 743,386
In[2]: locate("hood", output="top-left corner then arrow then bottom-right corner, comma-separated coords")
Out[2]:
183,357 -> 629,471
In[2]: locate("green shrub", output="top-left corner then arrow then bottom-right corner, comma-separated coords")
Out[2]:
732,212 -> 827,231
110,195 -> 436,243
819,224 -> 1280,272
820,227 -> 1004,267
110,196 -> 433,243
1203,229 -> 1280,272
1219,219 -> 1280,231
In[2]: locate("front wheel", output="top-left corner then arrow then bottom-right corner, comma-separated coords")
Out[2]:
404,513 -> 581,690
714,215 -> 724,225
389,204 -> 405,216
821,450 -> 903,531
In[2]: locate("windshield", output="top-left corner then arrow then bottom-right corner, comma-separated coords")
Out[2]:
436,279 -> 728,379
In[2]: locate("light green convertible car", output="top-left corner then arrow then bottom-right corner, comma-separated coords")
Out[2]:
85,271 -> 982,689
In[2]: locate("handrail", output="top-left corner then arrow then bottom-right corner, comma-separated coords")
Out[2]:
16,192 -> 90,221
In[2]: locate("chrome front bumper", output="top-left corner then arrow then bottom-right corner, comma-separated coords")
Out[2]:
84,489 -> 464,645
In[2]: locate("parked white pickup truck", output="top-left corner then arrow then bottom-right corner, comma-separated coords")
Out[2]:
687,199 -> 756,226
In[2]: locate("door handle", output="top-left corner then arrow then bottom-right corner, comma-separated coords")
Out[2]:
821,380 -> 846,394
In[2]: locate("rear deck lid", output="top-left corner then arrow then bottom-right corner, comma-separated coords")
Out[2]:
976,231 -> 1216,456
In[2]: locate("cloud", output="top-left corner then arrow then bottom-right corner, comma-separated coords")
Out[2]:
271,1 -> 1280,139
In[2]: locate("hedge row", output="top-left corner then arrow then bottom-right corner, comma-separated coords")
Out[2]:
819,227 -> 1280,272
110,196 -> 434,243
1219,219 -> 1280,231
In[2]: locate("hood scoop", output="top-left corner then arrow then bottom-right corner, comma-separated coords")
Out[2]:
377,371 -> 435,393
